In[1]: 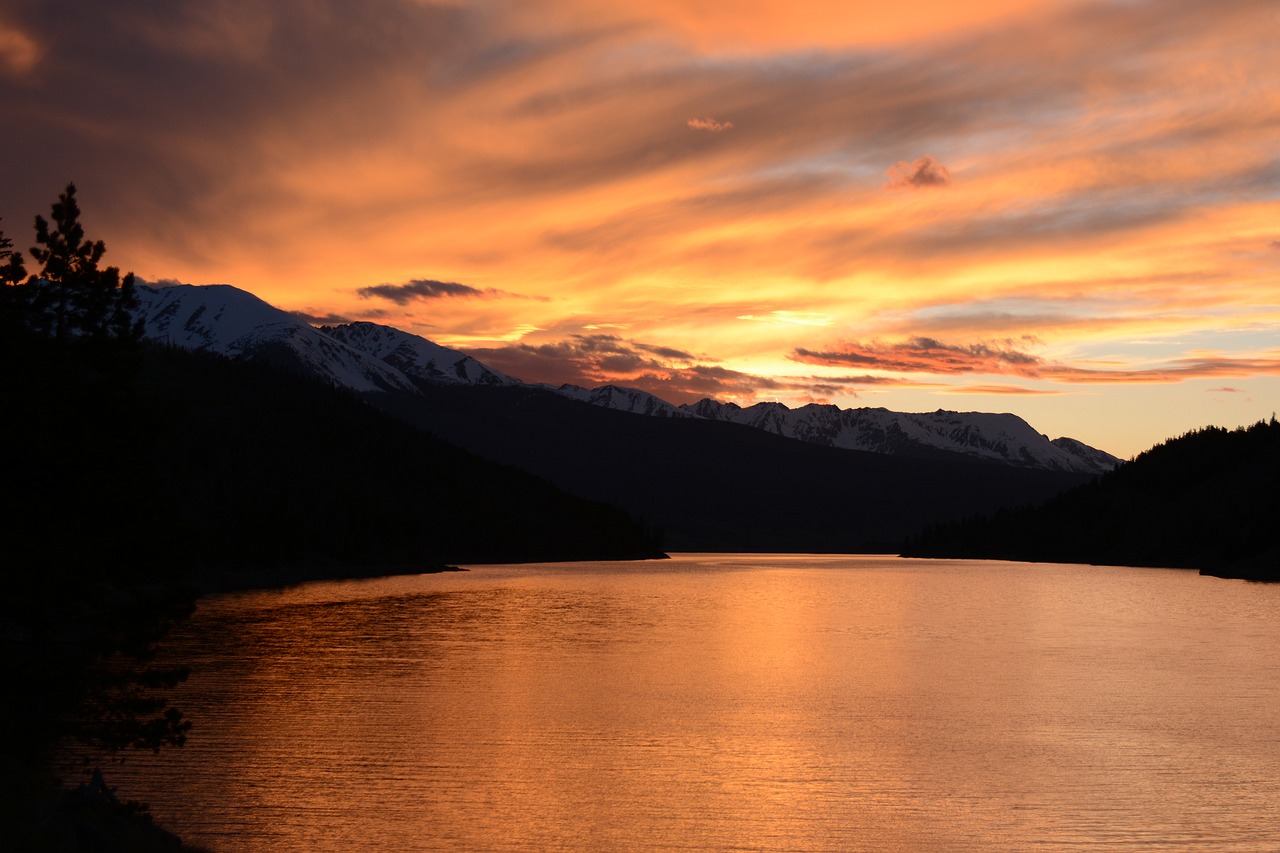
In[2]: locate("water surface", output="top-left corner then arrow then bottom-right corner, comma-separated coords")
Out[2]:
102,555 -> 1280,851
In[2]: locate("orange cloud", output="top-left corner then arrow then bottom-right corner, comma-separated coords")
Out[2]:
795,337 -> 1042,375
0,24 -> 39,74
940,385 -> 1068,396
794,338 -> 1280,386
688,117 -> 734,132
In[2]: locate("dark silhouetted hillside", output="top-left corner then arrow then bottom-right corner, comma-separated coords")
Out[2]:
904,419 -> 1280,581
2,332 -> 665,587
373,383 -> 1095,553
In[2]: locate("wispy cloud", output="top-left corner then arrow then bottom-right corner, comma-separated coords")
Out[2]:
939,385 -> 1068,396
794,337 -> 1280,385
0,24 -> 39,74
687,116 -> 733,132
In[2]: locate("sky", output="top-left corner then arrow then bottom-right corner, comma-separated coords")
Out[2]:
2,0 -> 1278,458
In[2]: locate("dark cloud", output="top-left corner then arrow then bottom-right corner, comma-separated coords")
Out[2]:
634,341 -> 697,361
794,337 -> 1042,375
466,333 -> 674,384
0,0 -> 473,220
357,279 -> 488,305
886,155 -> 951,189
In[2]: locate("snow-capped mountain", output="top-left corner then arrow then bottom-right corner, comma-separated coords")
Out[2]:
322,321 -> 515,388
133,282 -> 510,394
132,282 -> 1118,474
679,399 -> 1119,473
547,384 -> 696,418
1049,436 -> 1124,473
134,283 -> 419,393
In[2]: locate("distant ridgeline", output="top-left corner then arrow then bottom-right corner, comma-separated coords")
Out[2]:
904,419 -> 1280,582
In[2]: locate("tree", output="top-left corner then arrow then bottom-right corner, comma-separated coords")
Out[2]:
26,183 -> 141,341
0,218 -> 26,285
0,219 -> 28,331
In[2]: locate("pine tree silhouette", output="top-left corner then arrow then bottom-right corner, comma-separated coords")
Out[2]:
26,183 -> 141,341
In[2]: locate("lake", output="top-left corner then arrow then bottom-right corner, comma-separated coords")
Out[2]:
95,555 -> 1280,851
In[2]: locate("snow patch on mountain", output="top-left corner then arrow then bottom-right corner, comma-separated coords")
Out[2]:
680,399 -> 1119,474
549,384 -> 696,418
323,322 -> 516,388
1052,436 -> 1127,470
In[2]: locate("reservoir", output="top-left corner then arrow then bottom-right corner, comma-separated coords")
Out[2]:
100,555 -> 1280,851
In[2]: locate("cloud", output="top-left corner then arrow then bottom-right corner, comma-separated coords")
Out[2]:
464,330 -> 930,405
794,337 -> 1041,375
738,310 -> 834,327
687,117 -> 733,132
0,24 -> 39,74
794,336 -> 1280,385
290,309 -> 353,326
357,279 -> 489,304
466,333 -> 685,386
885,155 -> 952,189
939,384 -> 1068,396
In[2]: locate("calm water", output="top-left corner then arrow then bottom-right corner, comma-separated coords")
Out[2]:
97,555 -> 1280,851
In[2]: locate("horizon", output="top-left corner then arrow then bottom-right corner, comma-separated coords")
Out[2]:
3,1 -> 1278,459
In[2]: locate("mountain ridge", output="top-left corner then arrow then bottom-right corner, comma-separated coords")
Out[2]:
132,281 -> 1118,474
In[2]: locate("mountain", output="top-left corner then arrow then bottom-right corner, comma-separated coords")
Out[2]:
681,399 -> 1118,473
134,283 -> 419,393
547,383 -> 695,418
322,321 -> 516,388
904,419 -> 1280,581
375,382 -> 1094,552
134,282 -> 1117,475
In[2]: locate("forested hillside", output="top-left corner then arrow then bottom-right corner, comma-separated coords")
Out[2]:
904,419 -> 1280,581
4,333 -> 664,581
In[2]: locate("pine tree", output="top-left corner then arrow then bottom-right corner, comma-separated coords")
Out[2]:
26,183 -> 141,341
0,218 -> 26,285
0,219 -> 28,333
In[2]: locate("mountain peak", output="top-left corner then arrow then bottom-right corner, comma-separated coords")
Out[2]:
323,322 -> 516,388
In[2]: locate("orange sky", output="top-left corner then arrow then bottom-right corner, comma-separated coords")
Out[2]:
3,0 -> 1278,457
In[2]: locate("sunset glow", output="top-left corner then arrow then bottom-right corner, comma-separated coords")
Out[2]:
4,0 -> 1278,456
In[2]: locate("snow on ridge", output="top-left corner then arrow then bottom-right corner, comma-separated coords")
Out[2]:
134,283 -> 295,353
549,384 -> 695,418
324,321 -> 517,387
133,283 -> 418,393
673,398 -> 1119,473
